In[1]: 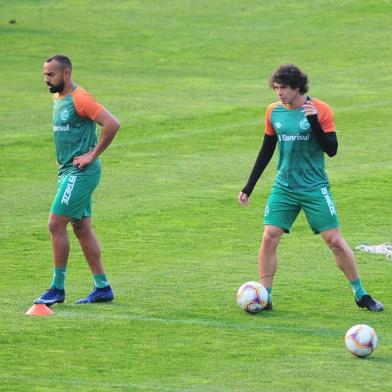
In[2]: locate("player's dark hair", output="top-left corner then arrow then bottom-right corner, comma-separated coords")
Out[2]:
269,64 -> 308,94
46,55 -> 72,71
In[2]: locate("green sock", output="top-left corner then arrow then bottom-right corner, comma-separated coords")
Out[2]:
266,287 -> 272,304
51,267 -> 66,289
93,274 -> 110,288
349,278 -> 367,300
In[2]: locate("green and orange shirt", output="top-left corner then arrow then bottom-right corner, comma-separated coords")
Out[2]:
265,97 -> 336,190
52,86 -> 104,175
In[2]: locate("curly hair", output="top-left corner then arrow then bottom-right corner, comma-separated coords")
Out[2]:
269,64 -> 308,94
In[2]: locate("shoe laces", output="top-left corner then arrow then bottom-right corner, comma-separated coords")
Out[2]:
86,287 -> 100,300
41,287 -> 57,299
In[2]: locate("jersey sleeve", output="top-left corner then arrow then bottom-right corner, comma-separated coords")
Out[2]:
312,99 -> 336,133
264,103 -> 278,135
72,87 -> 104,121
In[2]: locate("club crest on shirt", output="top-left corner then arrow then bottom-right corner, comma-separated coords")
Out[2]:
60,109 -> 70,121
299,118 -> 310,130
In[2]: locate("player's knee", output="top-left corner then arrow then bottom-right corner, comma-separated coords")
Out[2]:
72,221 -> 93,239
325,235 -> 345,253
72,223 -> 85,238
48,219 -> 66,234
262,229 -> 281,249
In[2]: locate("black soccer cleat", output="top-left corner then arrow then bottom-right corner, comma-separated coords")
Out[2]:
355,294 -> 384,312
263,301 -> 273,311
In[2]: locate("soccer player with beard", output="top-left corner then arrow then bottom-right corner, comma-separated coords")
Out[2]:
34,55 -> 120,305
238,64 -> 383,312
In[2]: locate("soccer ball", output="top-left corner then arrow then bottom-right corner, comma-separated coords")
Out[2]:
237,281 -> 268,313
345,324 -> 378,358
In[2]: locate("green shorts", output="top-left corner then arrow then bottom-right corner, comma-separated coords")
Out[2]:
51,169 -> 101,221
263,185 -> 340,234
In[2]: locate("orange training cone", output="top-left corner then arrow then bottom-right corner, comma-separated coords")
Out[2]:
25,304 -> 54,316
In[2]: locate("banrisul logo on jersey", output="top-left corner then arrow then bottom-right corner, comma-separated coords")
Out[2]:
278,133 -> 310,142
53,124 -> 70,132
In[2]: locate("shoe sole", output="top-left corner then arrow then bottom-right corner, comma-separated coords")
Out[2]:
75,297 -> 113,305
34,299 -> 64,307
365,307 -> 383,312
357,304 -> 383,312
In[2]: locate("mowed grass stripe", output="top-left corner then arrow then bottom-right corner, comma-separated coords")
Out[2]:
54,310 -> 343,336
1,375 -> 185,391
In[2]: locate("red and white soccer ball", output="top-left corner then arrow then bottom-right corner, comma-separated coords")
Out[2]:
345,324 -> 378,358
237,281 -> 269,313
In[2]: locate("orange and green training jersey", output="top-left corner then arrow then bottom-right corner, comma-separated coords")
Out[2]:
52,86 -> 104,175
265,97 -> 336,190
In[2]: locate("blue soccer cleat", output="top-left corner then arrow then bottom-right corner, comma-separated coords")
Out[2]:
75,285 -> 114,304
34,287 -> 65,307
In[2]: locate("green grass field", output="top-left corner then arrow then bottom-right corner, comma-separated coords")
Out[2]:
1,0 -> 391,390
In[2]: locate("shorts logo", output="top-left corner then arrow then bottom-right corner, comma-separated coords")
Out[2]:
299,118 -> 310,130
264,206 -> 270,217
274,122 -> 282,129
60,109 -> 70,121
61,175 -> 77,205
321,187 -> 336,216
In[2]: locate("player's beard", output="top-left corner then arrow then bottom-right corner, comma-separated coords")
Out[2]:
47,80 -> 65,93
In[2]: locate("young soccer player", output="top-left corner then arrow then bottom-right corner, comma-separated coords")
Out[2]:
238,64 -> 383,312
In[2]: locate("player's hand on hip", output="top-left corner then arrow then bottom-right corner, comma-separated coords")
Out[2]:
238,192 -> 249,206
302,101 -> 318,116
73,151 -> 95,170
